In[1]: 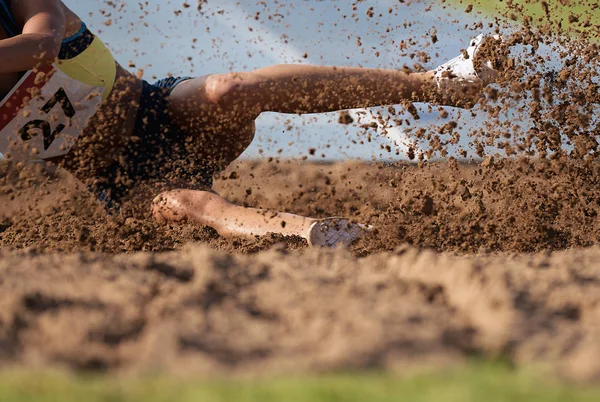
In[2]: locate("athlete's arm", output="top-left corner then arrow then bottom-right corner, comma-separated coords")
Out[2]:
0,0 -> 65,74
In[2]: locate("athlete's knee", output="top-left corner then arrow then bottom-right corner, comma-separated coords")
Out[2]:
205,72 -> 254,105
152,190 -> 191,224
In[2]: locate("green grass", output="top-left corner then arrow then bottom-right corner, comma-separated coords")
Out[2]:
451,0 -> 599,37
1,363 -> 600,402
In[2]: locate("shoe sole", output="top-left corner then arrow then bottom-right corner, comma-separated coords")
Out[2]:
307,217 -> 372,248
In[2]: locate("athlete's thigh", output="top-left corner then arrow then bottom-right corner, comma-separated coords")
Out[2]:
167,74 -> 256,129
166,75 -> 216,127
166,75 -> 257,166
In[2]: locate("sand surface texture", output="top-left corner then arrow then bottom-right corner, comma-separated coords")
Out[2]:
2,160 -> 600,381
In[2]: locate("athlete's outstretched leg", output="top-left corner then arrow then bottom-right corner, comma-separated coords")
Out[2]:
170,66 -> 441,121
165,67 -> 445,175
205,65 -> 440,115
152,189 -> 369,247
168,63 -> 487,136
169,35 -> 497,141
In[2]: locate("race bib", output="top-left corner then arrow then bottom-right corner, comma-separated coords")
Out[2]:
0,65 -> 104,160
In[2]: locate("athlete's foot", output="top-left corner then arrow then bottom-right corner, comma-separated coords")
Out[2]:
432,34 -> 503,107
434,34 -> 503,85
306,218 -> 372,248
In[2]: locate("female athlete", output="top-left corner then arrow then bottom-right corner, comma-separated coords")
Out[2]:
0,0 -> 497,247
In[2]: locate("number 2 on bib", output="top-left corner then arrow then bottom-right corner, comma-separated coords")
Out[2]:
19,88 -> 76,150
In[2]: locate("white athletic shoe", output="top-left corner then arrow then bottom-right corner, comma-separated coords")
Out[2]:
434,34 -> 500,87
307,218 -> 372,248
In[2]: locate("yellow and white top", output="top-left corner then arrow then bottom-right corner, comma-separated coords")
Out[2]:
0,21 -> 117,160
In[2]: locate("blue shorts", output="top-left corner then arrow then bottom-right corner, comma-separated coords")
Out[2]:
92,77 -> 216,210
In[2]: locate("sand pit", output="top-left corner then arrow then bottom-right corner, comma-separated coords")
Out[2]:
0,0 -> 599,385
2,160 -> 600,381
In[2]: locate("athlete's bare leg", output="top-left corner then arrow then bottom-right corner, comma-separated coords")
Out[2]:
151,189 -> 367,247
152,64 -> 483,245
169,65 -> 454,126
203,65 -> 438,117
152,190 -> 316,239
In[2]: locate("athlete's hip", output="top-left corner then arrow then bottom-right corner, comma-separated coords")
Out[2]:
60,72 -> 216,209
